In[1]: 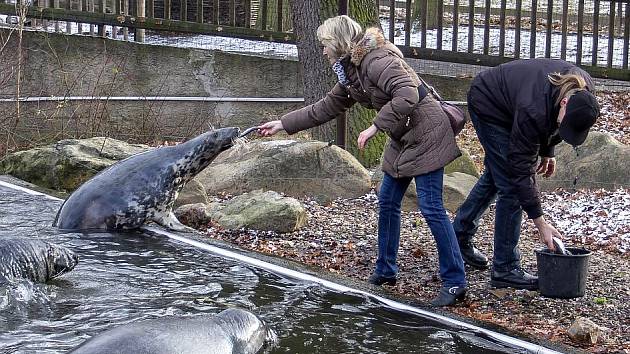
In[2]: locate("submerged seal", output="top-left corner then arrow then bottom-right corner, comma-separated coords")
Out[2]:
53,127 -> 239,232
0,238 -> 78,283
69,308 -> 268,354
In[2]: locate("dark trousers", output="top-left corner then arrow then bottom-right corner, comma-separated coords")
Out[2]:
376,168 -> 466,287
452,108 -> 523,272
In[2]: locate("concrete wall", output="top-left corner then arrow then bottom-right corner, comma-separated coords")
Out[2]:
0,29 -> 304,149
0,28 -> 477,152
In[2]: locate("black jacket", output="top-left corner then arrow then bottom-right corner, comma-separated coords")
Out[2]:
468,59 -> 595,219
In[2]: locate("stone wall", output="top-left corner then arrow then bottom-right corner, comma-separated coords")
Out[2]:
1,28 -> 476,152
0,29 -> 304,149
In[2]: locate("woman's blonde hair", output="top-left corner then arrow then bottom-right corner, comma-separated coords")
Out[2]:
316,15 -> 363,59
547,72 -> 587,105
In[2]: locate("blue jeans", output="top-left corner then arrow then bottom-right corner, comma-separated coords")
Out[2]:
452,108 -> 522,272
376,168 -> 466,287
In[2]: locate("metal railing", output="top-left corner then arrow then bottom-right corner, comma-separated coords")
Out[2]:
0,0 -> 628,79
381,0 -> 629,79
0,0 -> 294,43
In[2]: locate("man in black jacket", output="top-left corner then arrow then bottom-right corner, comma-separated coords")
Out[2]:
454,58 -> 600,290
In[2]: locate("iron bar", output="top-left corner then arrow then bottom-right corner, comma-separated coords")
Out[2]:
561,0 -> 568,60
545,0 -> 553,57
530,0 -> 537,58
452,0 -> 459,52
577,0 -> 584,64
608,0 -> 616,67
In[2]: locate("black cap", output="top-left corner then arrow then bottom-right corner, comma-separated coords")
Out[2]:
559,90 -> 600,146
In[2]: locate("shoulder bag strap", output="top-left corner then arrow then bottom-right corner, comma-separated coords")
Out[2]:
418,76 -> 444,101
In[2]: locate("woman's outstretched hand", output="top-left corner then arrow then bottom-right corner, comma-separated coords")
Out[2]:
357,124 -> 378,149
258,120 -> 284,137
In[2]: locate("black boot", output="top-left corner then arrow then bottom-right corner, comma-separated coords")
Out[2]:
490,268 -> 538,290
367,273 -> 397,286
431,286 -> 467,307
458,238 -> 489,269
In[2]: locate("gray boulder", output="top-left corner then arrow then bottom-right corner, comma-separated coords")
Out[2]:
444,149 -> 480,177
195,140 -> 371,203
0,137 -> 149,191
443,172 -> 479,212
372,171 -> 478,213
371,149 -> 479,212
174,179 -> 209,208
174,203 -> 214,229
539,132 -> 629,190
209,190 -> 307,233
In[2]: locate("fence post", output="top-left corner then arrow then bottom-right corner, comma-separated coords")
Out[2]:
336,0 -> 348,150
136,0 -> 145,42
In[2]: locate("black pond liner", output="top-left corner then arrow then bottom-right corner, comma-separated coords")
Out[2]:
536,247 -> 592,299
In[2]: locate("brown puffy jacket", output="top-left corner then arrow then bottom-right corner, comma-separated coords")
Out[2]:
281,28 -> 460,178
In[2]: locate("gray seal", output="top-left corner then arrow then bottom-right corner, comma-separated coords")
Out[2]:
0,238 -> 78,283
53,127 -> 239,232
69,308 -> 268,354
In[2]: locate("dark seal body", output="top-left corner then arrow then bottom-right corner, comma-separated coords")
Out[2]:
69,308 -> 267,354
53,127 -> 239,232
0,238 -> 78,283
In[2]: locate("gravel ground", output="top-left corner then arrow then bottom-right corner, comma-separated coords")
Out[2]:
201,190 -> 628,353
196,91 -> 629,353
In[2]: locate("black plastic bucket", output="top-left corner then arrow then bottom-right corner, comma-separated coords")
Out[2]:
535,247 -> 591,298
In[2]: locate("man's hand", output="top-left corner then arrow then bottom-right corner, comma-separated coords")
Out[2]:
357,124 -> 378,149
536,157 -> 556,178
258,120 -> 284,137
533,216 -> 560,251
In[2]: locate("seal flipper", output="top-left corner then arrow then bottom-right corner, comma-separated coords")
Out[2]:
152,211 -> 196,233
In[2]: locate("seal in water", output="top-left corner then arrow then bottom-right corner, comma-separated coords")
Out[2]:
53,127 -> 240,232
69,308 -> 268,354
0,238 -> 78,283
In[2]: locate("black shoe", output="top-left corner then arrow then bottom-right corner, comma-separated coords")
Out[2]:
367,273 -> 397,286
458,239 -> 489,269
490,268 -> 538,290
431,286 -> 467,307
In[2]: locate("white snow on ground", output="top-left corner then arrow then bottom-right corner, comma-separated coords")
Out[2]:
541,188 -> 630,253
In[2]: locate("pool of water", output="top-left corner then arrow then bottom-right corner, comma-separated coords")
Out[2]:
0,182 -> 537,353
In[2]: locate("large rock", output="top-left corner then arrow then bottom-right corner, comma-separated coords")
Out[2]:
444,149 -> 480,177
195,140 -> 372,203
371,149 -> 479,212
443,172 -> 479,212
209,190 -> 307,233
173,179 -> 209,208
539,132 -> 629,190
0,137 -> 150,191
371,171 -> 478,213
174,203 -> 214,229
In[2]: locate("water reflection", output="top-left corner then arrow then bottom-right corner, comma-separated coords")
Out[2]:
0,183 -> 526,353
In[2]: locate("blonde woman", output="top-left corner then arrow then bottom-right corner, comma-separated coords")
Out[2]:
453,59 -> 600,290
259,15 -> 467,306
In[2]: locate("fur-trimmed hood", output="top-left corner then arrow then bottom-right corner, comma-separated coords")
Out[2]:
350,27 -> 386,65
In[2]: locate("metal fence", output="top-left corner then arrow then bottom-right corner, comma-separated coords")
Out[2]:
0,0 -> 628,79
383,0 -> 629,79
0,0 -> 294,43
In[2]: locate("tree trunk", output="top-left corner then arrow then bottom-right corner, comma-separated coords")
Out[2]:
413,0 -> 439,31
290,0 -> 384,167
